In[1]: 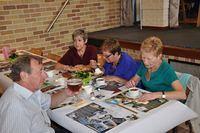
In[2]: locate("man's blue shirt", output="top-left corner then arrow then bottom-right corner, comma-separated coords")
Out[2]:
104,52 -> 141,80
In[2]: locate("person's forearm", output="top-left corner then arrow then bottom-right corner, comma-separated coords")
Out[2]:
51,89 -> 67,108
152,91 -> 186,100
163,91 -> 186,100
55,63 -> 69,71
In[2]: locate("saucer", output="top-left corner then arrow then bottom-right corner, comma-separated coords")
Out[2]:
125,92 -> 141,99
94,83 -> 107,88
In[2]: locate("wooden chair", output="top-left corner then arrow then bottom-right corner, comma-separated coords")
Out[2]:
30,48 -> 43,56
46,53 -> 61,61
172,72 -> 200,133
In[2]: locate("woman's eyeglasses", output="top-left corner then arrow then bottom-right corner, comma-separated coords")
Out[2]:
105,54 -> 112,59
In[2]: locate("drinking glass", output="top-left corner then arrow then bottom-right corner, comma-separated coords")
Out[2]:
67,78 -> 82,102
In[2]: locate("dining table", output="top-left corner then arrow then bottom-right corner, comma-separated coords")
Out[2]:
0,50 -> 198,133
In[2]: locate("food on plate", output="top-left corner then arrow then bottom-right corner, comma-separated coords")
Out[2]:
74,71 -> 92,86
69,65 -> 91,72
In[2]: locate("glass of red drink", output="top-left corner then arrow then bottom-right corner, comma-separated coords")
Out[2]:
67,78 -> 82,102
67,78 -> 82,92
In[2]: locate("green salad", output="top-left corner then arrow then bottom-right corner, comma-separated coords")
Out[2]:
74,71 -> 92,86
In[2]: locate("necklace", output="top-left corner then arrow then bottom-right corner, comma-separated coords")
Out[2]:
77,46 -> 86,58
145,60 -> 162,81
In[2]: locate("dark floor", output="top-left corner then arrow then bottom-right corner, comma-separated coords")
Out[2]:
168,122 -> 193,133
88,24 -> 200,49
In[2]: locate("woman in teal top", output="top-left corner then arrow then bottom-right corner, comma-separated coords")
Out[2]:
126,36 -> 186,101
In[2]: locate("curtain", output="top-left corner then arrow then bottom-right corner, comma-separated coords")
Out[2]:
121,0 -> 134,26
169,0 -> 180,27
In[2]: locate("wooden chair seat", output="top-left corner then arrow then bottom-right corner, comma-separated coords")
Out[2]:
30,48 -> 43,56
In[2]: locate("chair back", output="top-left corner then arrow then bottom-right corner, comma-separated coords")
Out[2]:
30,48 -> 43,56
46,53 -> 61,61
176,71 -> 200,133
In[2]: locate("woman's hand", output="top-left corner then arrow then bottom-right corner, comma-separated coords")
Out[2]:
125,79 -> 136,88
90,60 -> 97,69
137,92 -> 160,102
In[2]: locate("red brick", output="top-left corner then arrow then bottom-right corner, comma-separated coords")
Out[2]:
0,16 -> 5,20
56,43 -> 65,47
25,18 -> 36,23
29,4 -> 40,8
15,29 -> 25,33
76,5 -> 84,8
33,30 -> 43,35
0,11 -> 10,15
80,0 -> 87,3
39,34 -> 49,38
72,9 -> 80,13
0,26 -> 6,30
31,13 -> 41,17
82,23 -> 89,27
60,31 -> 69,35
0,21 -> 12,25
72,17 -> 80,20
16,37 -> 27,42
46,7 -> 56,11
109,16 -> 115,19
1,30 -> 13,35
19,14 -> 30,18
3,39 -> 15,44
67,13 -> 75,17
23,40 -> 34,45
35,8 -> 45,12
45,0 -> 55,2
3,5 -> 16,10
28,36 -> 38,40
45,37 -> 54,41
98,6 -> 104,9
17,5 -> 28,9
59,23 -> 68,27
27,27 -> 37,32
23,9 -> 35,14
51,40 -> 60,44
93,3 -> 100,6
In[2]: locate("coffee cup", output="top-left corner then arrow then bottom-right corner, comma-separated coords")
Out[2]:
83,85 -> 93,95
55,77 -> 66,86
127,89 -> 140,99
96,78 -> 106,86
46,70 -> 57,78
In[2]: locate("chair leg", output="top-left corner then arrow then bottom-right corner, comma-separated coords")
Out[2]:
185,120 -> 193,133
172,126 -> 178,133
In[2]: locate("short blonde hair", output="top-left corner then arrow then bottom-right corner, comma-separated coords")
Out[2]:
141,36 -> 163,56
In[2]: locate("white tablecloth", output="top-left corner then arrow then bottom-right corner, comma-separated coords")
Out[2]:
48,89 -> 198,133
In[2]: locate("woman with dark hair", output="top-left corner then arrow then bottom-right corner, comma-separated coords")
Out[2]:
101,38 -> 141,83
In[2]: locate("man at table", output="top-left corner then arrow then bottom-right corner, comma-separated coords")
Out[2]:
101,38 -> 141,83
0,55 -> 75,133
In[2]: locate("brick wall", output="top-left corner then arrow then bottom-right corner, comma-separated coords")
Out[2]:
0,0 -> 120,56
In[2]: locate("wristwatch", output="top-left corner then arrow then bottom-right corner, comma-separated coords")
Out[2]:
161,91 -> 166,99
